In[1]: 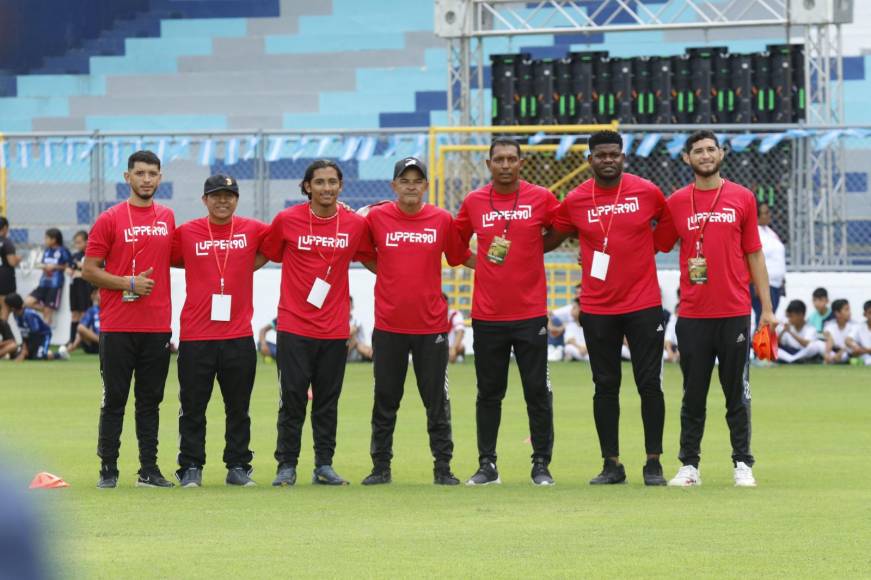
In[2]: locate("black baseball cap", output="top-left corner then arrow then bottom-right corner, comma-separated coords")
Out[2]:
393,157 -> 428,180
203,174 -> 239,196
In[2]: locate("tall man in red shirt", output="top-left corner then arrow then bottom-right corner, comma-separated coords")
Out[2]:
455,139 -> 560,486
83,150 -> 175,489
171,175 -> 268,488
260,160 -> 374,487
654,130 -> 776,488
360,157 -> 471,486
545,130 -> 671,486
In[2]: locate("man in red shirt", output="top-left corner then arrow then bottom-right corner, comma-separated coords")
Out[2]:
359,157 -> 471,486
83,150 -> 175,489
454,139 -> 560,486
171,174 -> 268,488
545,130 -> 671,486
260,160 -> 374,487
654,130 -> 776,488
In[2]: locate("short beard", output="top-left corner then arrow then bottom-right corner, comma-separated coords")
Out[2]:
592,166 -> 623,183
131,187 -> 154,201
692,161 -> 721,179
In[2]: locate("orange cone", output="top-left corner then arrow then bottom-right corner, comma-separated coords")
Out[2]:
29,472 -> 70,489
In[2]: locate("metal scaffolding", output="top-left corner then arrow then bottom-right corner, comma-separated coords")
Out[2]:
434,0 -> 852,265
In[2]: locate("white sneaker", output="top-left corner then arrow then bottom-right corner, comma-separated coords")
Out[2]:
668,465 -> 701,487
733,462 -> 757,487
57,345 -> 70,360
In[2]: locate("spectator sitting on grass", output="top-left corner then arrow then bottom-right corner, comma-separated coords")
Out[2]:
777,299 -> 824,364
823,299 -> 855,365
808,287 -> 834,336
4,293 -> 66,361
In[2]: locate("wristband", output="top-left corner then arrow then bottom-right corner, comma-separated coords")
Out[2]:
130,276 -> 136,292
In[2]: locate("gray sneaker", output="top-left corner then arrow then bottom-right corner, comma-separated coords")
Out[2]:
272,464 -> 297,487
466,462 -> 501,486
312,465 -> 350,486
226,467 -> 256,487
531,460 -> 555,486
176,467 -> 203,488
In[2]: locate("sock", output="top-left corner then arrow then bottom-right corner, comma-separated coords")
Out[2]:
70,321 -> 78,345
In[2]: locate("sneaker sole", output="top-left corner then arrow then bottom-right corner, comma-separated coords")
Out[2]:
181,482 -> 201,488
734,481 -> 757,487
227,481 -> 257,487
312,477 -> 350,486
532,480 -> 555,486
272,481 -> 296,487
135,481 -> 173,488
667,480 -> 701,487
465,477 -> 502,486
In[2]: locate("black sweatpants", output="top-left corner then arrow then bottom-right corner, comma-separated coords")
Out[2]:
177,337 -> 257,471
369,329 -> 453,469
581,306 -> 666,458
97,332 -> 172,470
274,331 -> 348,468
472,316 -> 553,464
675,316 -> 754,467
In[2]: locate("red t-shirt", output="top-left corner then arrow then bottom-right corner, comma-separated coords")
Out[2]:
366,202 -> 470,334
171,216 -> 268,342
553,173 -> 670,315
86,201 -> 175,333
655,179 -> 762,318
260,203 -> 374,339
454,180 -> 559,321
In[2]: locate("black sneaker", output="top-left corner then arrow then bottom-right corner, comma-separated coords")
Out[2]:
642,458 -> 667,486
433,465 -> 460,486
272,464 -> 297,487
97,466 -> 118,489
589,459 -> 627,485
361,466 -> 392,486
176,467 -> 203,488
466,462 -> 501,486
531,460 -> 555,486
312,465 -> 350,486
136,467 -> 175,488
226,467 -> 256,487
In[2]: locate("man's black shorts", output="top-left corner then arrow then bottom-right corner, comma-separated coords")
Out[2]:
30,286 -> 62,310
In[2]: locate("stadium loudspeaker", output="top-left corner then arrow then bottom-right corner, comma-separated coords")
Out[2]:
711,48 -> 731,123
752,51 -> 773,123
671,54 -> 692,124
651,56 -> 673,124
533,58 -> 557,124
516,56 -> 535,123
686,47 -> 727,124
791,44 -> 806,122
611,58 -> 633,124
555,57 -> 576,124
591,52 -> 613,124
632,56 -> 654,124
434,0 -> 467,37
490,54 -> 522,125
570,51 -> 609,124
730,54 -> 754,124
788,0 -> 853,24
767,44 -> 796,124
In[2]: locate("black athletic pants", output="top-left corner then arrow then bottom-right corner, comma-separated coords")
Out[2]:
369,329 -> 453,469
581,306 -> 665,458
675,316 -> 754,467
274,331 -> 348,468
177,337 -> 257,471
97,332 -> 171,470
472,316 -> 553,465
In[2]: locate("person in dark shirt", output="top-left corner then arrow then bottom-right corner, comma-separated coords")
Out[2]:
24,228 -> 71,326
4,293 -> 65,361
0,217 -> 21,323
64,288 -> 100,355
66,230 -> 93,348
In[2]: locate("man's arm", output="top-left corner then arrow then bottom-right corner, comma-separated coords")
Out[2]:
77,324 -> 99,344
82,257 -> 155,296
746,250 -> 776,329
254,253 -> 268,271
463,254 -> 476,269
361,260 -> 377,274
542,228 -> 572,253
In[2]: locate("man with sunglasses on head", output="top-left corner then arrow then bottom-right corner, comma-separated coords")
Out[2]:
454,139 -> 560,486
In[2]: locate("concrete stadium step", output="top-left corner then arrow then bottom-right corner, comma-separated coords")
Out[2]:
67,93 -> 318,117
103,70 -> 356,97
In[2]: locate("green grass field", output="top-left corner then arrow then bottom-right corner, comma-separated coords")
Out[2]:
1,355 -> 869,578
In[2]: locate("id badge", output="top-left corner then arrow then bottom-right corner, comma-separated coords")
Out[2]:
211,294 -> 232,321
121,290 -> 140,303
307,277 -> 331,309
486,236 -> 511,264
688,256 -> 708,285
591,251 -> 610,281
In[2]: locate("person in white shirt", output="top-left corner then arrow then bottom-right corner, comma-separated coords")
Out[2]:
444,294 -> 466,364
846,300 -> 871,365
823,299 -> 855,364
752,203 -> 786,324
777,300 -> 824,364
547,301 -> 577,362
348,296 -> 373,362
563,307 -> 588,361
663,307 -> 679,363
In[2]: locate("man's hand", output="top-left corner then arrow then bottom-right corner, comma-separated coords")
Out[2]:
133,267 -> 155,296
757,308 -> 777,330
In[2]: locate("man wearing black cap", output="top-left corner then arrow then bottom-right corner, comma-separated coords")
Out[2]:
170,174 -> 269,487
359,157 -> 472,486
